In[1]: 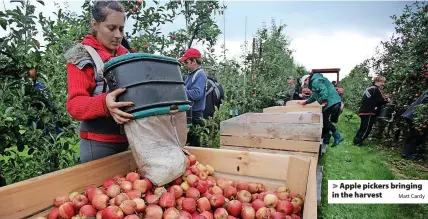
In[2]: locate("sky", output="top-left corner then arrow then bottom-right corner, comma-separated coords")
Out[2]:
2,0 -> 413,81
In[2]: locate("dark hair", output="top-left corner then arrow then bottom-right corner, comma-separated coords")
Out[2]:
92,0 -> 125,22
189,58 -> 202,65
91,1 -> 125,35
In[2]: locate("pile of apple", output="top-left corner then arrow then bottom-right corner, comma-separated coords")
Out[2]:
38,154 -> 304,219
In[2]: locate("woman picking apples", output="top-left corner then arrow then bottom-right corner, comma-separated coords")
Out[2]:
64,1 -> 134,163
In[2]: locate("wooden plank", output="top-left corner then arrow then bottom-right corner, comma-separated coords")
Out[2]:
286,100 -> 321,106
219,146 -> 316,160
220,122 -> 322,141
0,152 -> 135,219
263,106 -> 322,113
185,147 -> 291,181
221,113 -> 322,125
303,157 -> 318,219
220,136 -> 320,153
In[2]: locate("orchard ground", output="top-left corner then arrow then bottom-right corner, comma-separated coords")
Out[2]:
2,111 -> 428,218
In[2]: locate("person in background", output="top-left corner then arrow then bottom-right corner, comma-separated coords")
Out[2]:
400,89 -> 428,160
353,76 -> 390,146
64,1 -> 133,163
298,73 -> 344,147
121,37 -> 131,50
283,76 -> 296,103
299,75 -> 311,99
179,48 -> 207,147
203,76 -> 224,119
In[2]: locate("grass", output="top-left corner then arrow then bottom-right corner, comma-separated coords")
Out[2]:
318,112 -> 428,219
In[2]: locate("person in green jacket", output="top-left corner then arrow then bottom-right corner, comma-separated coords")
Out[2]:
298,73 -> 344,147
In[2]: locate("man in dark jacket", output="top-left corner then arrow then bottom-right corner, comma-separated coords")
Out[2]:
353,76 -> 390,146
401,89 -> 428,160
203,76 -> 224,119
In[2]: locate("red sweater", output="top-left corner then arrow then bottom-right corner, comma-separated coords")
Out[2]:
66,35 -> 129,143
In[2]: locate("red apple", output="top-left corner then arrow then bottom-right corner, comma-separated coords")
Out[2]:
133,179 -> 148,193
264,194 -> 279,208
214,208 -> 228,219
54,196 -> 70,207
104,178 -> 117,188
120,181 -> 133,193
276,200 -> 293,215
237,190 -> 252,203
176,197 -> 185,210
59,202 -> 75,219
159,192 -> 176,208
210,186 -> 223,195
124,215 -> 139,219
186,187 -> 201,200
188,155 -> 197,165
169,185 -> 184,198
171,35 -> 177,40
197,180 -> 209,194
87,187 -> 104,202
72,194 -> 89,211
216,178 -> 230,190
180,210 -> 193,218
102,206 -> 124,219
290,214 -> 301,219
276,192 -> 289,201
199,171 -> 208,181
174,177 -> 184,185
226,200 -> 242,218
256,207 -> 270,219
187,174 -> 199,187
236,181 -> 249,191
79,205 -> 97,218
252,199 -> 266,212
257,184 -> 265,193
248,183 -> 258,194
251,194 -> 258,202
145,205 -> 163,219
115,193 -> 130,206
182,198 -> 197,213
276,186 -> 289,193
142,178 -> 153,191
48,207 -> 60,219
210,194 -> 226,208
126,190 -> 141,200
291,202 -> 301,214
200,211 -> 214,219
96,210 -> 103,219
197,197 -> 211,212
241,206 -> 256,219
224,186 -> 237,200
93,194 -> 110,210
270,212 -> 285,219
107,184 -> 121,198
202,192 -> 212,200
163,207 -> 180,219
69,191 -> 80,201
133,198 -> 146,213
120,200 -> 137,215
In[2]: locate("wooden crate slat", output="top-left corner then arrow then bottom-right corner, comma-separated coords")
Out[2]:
263,106 -> 322,113
220,135 -> 320,153
220,122 -> 322,141
219,146 -> 316,160
221,112 -> 321,125
286,100 -> 321,106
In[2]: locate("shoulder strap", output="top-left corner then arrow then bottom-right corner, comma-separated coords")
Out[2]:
192,68 -> 204,83
83,45 -> 105,78
83,45 -> 108,93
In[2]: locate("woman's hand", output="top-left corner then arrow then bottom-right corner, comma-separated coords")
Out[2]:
106,88 -> 134,124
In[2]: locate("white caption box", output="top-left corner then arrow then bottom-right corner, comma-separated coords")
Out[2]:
328,180 -> 428,204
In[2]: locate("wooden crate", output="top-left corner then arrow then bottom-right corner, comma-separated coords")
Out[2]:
0,147 -> 316,219
263,105 -> 322,113
220,112 -> 322,158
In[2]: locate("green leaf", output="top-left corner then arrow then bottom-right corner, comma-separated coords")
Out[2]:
36,0 -> 45,6
0,18 -> 7,30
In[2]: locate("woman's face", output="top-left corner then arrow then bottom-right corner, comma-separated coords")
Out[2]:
92,10 -> 125,53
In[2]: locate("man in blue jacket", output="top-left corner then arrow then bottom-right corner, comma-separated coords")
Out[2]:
179,48 -> 207,146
